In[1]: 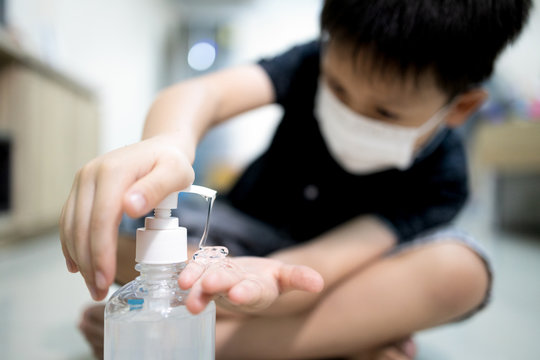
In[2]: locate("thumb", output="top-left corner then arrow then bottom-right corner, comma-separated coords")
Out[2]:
123,155 -> 195,218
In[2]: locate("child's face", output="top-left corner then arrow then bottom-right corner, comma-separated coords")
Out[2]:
321,40 -> 452,151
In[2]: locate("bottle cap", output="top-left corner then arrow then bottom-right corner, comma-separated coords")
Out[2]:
135,185 -> 216,264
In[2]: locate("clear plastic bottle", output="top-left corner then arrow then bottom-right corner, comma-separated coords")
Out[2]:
104,186 -> 218,360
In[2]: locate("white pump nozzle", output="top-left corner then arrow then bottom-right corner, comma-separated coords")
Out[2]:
135,185 -> 217,264
154,185 -> 217,210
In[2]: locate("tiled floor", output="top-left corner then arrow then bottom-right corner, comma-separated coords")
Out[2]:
0,231 -> 96,359
1,180 -> 539,359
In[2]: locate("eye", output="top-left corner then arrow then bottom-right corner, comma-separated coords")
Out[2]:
324,76 -> 346,96
330,82 -> 345,95
375,107 -> 398,120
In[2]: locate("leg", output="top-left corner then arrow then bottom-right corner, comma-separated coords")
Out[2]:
215,241 -> 490,359
115,234 -> 138,285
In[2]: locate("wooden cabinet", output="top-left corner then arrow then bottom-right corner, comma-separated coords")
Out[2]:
471,120 -> 540,233
0,34 -> 98,239
472,120 -> 540,172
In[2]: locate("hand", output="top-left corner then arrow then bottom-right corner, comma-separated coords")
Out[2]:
59,134 -> 195,300
178,256 -> 324,315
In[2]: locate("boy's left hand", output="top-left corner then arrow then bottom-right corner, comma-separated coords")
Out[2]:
178,256 -> 324,315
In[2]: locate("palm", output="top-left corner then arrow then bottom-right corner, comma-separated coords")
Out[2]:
178,256 -> 324,314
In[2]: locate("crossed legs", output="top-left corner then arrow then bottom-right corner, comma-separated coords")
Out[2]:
78,237 -> 490,359
214,241 -> 490,359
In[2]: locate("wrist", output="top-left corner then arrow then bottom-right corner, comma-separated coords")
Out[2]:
143,132 -> 197,165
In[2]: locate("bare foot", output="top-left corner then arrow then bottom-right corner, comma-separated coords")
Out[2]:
78,303 -> 105,359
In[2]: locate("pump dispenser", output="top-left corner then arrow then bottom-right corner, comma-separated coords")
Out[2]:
104,185 -> 218,360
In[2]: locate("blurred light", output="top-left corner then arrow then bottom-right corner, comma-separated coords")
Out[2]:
187,41 -> 216,71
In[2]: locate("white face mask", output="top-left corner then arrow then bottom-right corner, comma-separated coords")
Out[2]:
315,79 -> 448,174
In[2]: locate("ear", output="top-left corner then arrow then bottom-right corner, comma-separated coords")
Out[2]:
445,88 -> 488,127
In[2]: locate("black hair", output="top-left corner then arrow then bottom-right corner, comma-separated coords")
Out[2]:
321,0 -> 533,97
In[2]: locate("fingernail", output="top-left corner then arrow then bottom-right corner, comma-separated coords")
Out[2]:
66,258 -> 76,272
95,271 -> 107,290
89,286 -> 98,300
129,192 -> 146,212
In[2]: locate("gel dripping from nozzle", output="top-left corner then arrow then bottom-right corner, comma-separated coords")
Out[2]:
192,195 -> 229,265
198,195 -> 215,249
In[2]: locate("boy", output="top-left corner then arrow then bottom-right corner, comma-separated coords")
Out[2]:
62,0 -> 532,358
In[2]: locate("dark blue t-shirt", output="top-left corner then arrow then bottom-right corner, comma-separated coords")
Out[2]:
225,41 -> 469,243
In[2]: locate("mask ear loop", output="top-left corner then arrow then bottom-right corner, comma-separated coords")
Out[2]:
415,98 -> 458,137
411,101 -> 457,158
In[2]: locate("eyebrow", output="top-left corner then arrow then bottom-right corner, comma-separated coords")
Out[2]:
322,59 -> 424,118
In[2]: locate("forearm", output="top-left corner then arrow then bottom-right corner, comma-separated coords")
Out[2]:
141,64 -> 274,160
262,216 -> 397,315
141,79 -> 215,161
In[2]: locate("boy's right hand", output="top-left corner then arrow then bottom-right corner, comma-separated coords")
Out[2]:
59,134 -> 195,301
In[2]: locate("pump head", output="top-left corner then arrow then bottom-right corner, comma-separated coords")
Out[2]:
135,185 -> 217,264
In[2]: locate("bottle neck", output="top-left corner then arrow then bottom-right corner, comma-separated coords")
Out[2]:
135,262 -> 186,284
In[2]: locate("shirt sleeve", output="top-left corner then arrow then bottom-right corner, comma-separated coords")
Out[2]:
374,131 -> 470,243
257,40 -> 320,107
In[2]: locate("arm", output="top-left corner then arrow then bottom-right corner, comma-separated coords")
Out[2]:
59,64 -> 275,300
141,64 -> 275,141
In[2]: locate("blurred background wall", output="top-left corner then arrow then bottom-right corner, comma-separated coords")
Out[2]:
7,0 -> 321,154
4,0 -> 540,187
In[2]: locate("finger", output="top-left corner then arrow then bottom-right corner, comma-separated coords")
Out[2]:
183,262 -> 242,313
398,337 -> 416,358
380,347 -> 410,360
60,213 -> 78,273
278,264 -> 324,294
185,278 -> 215,315
227,278 -> 273,308
123,152 -> 194,218
73,166 -> 99,298
59,174 -> 80,273
178,261 -> 206,290
89,165 -> 129,299
60,240 -> 77,273
199,263 -> 245,294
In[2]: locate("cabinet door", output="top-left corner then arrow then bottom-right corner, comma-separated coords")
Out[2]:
0,67 -> 14,228
8,66 -> 42,233
0,65 -> 98,237
73,95 -> 99,171
35,71 -> 79,228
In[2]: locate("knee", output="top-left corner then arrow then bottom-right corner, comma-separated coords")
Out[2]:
427,242 -> 490,316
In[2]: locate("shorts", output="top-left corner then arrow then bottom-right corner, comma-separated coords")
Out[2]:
119,198 -> 493,320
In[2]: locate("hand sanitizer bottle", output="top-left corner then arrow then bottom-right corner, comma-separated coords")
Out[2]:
104,185 -> 217,360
